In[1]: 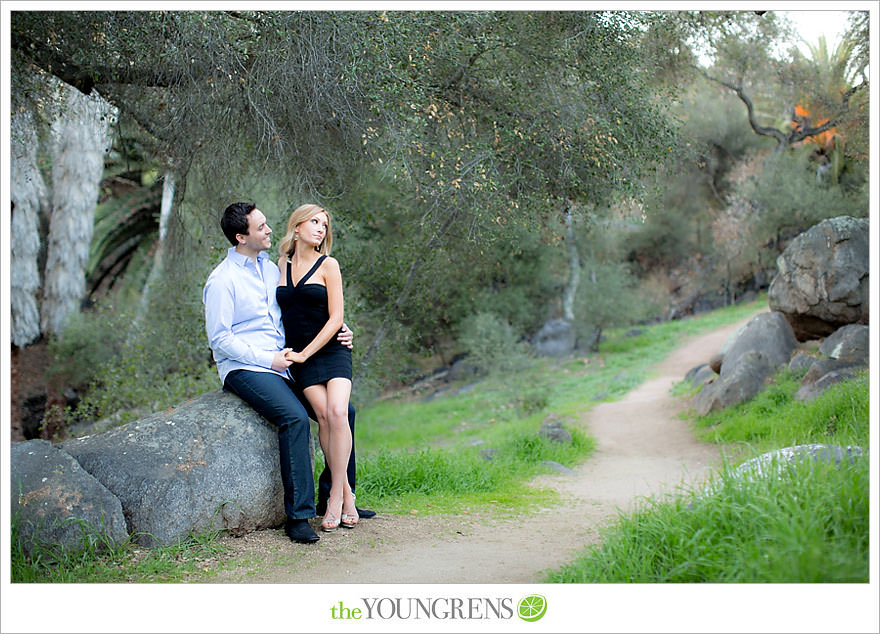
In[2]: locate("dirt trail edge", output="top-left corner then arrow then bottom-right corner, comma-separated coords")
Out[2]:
211,315 -> 757,584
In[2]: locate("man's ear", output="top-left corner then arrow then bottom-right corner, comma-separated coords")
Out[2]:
235,232 -> 247,245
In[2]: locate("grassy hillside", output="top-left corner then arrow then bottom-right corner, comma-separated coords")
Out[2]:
348,298 -> 768,514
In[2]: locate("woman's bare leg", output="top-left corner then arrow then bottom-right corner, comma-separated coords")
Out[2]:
302,384 -> 331,476
302,384 -> 342,529
325,378 -> 356,524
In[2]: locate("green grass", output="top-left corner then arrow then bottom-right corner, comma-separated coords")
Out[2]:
545,365 -> 870,583
11,521 -> 232,583
357,422 -> 594,513
546,455 -> 869,582
692,369 -> 869,455
353,296 -> 767,513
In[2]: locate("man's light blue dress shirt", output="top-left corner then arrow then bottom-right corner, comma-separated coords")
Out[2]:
203,247 -> 287,385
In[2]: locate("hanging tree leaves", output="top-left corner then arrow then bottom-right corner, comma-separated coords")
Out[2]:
344,11 -> 677,365
12,10 -> 680,376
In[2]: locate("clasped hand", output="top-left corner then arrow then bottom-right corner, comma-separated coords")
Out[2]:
284,349 -> 307,364
271,322 -> 353,371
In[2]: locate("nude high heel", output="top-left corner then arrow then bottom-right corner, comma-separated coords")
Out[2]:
341,493 -> 359,529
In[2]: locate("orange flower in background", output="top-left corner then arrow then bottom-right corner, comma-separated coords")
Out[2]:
791,103 -> 840,151
793,104 -> 810,122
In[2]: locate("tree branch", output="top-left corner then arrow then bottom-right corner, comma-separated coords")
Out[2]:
697,64 -> 869,150
696,66 -> 786,145
789,82 -> 867,144
13,30 -> 181,95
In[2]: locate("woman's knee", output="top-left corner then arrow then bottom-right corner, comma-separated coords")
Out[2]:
312,409 -> 329,427
307,398 -> 328,424
328,400 -> 349,422
328,414 -> 351,437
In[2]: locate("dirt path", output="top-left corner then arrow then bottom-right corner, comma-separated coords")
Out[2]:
210,316 -> 755,584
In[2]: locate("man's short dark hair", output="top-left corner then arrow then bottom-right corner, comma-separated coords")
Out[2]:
220,202 -> 257,246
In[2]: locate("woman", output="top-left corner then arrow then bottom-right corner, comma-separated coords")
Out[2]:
276,204 -> 356,532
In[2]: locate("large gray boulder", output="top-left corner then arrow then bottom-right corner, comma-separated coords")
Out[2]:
720,311 -> 798,373
693,312 -> 797,415
769,216 -> 869,340
10,440 -> 129,557
62,390 -> 286,547
533,318 -> 575,357
733,444 -> 865,480
694,352 -> 772,416
695,444 -> 865,504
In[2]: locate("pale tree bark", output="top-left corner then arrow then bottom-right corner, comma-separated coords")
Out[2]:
41,84 -> 114,337
560,199 -> 580,323
138,168 -> 175,315
10,111 -> 49,346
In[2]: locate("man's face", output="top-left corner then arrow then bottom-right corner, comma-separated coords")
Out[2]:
238,208 -> 272,253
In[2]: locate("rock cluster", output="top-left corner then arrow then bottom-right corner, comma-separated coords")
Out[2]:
11,390 -> 288,554
538,415 -> 574,443
693,312 -> 798,415
689,216 -> 869,416
691,317 -> 867,415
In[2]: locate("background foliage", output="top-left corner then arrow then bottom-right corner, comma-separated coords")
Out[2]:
9,9 -> 870,432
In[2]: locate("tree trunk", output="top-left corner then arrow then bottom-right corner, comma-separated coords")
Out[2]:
41,84 -> 114,337
560,200 -> 580,322
138,168 -> 176,313
10,111 -> 49,347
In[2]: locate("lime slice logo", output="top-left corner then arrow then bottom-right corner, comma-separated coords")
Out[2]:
517,594 -> 547,622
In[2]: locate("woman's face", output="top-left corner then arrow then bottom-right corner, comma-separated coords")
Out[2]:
297,211 -> 329,248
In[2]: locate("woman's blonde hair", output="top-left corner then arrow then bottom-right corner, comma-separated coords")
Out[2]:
278,204 -> 333,259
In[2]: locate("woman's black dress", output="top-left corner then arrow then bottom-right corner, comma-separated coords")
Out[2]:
276,255 -> 352,388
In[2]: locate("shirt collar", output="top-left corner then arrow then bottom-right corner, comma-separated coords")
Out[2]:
227,247 -> 269,268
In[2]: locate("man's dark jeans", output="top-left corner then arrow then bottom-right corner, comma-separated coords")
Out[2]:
224,370 -> 315,520
224,369 -> 358,518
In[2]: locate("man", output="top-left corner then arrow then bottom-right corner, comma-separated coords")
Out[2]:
203,202 -> 372,544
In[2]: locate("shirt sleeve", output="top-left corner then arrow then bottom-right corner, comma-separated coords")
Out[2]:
203,274 -> 277,370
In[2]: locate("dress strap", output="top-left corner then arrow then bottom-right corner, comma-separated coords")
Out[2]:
286,259 -> 293,287
296,255 -> 327,287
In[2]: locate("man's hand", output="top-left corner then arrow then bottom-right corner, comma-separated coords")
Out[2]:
337,322 -> 354,349
271,349 -> 293,372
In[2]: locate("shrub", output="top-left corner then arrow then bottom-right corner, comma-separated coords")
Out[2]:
46,300 -> 132,392
574,259 -> 662,349
457,311 -> 532,376
48,276 -> 217,428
